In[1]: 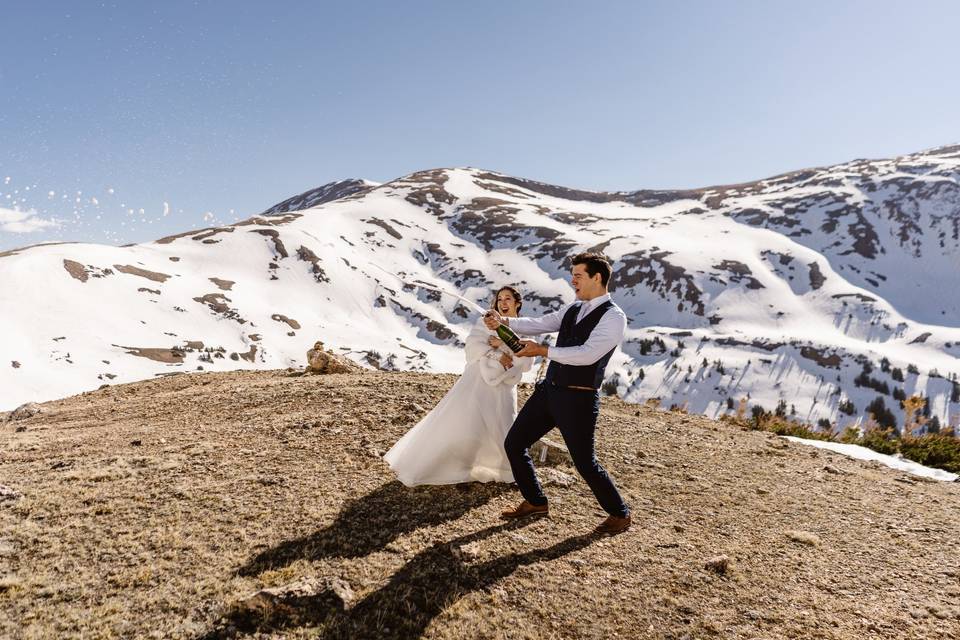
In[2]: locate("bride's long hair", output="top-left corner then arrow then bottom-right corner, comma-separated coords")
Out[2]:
490,285 -> 523,316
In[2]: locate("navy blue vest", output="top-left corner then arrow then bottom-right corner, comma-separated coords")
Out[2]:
544,300 -> 616,389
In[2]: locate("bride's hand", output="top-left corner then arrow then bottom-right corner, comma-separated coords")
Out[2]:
488,336 -> 503,349
498,353 -> 513,370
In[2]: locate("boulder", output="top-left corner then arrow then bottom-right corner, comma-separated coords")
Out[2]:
539,467 -> 575,487
7,402 -> 41,422
305,341 -> 363,374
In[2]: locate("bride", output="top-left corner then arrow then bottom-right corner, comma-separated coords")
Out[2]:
384,286 -> 534,486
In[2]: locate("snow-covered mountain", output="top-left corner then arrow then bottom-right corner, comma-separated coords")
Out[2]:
4,145 -> 960,432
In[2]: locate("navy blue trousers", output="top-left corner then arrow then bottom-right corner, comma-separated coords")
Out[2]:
504,381 -> 629,518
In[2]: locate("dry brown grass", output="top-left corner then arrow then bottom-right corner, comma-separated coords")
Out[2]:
2,369 -> 960,639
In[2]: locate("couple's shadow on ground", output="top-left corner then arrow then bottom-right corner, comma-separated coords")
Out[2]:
201,481 -> 600,639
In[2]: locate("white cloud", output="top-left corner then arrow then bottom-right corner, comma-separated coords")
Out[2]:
0,206 -> 60,233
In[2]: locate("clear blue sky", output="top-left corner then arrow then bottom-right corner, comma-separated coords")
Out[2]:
1,1 -> 958,250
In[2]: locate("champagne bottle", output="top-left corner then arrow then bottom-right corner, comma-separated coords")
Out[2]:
496,322 -> 524,354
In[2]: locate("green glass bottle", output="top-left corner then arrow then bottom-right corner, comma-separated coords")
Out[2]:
496,322 -> 524,353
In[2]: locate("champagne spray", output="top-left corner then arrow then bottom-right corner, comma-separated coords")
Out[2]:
368,261 -> 525,353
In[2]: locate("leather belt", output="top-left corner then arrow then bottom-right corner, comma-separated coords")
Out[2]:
542,380 -> 597,392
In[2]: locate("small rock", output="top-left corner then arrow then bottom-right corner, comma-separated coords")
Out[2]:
673,524 -> 685,533
11,361 -> 20,369
0,486 -> 22,502
130,439 -> 142,447
704,555 -> 730,574
756,488 -> 771,495
785,530 -> 821,546
539,467 -> 575,487
823,464 -> 847,475
14,426 -> 26,433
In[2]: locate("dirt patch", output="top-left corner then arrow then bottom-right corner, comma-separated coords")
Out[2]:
62,259 -> 89,282
112,345 -> 185,363
63,260 -> 114,282
155,228 -> 216,245
800,346 -> 843,368
251,229 -> 289,258
713,260 -> 765,290
271,314 -> 301,330
194,294 -> 245,323
209,278 -> 235,291
395,169 -> 457,217
192,228 -> 235,242
365,218 -> 403,240
113,265 -> 171,283
295,246 -> 330,283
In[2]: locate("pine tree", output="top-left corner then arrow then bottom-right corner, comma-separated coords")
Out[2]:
866,396 -> 896,430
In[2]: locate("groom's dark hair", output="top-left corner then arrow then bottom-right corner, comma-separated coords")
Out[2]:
571,252 -> 612,287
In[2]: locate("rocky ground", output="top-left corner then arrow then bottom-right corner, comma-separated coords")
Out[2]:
2,369 -> 959,639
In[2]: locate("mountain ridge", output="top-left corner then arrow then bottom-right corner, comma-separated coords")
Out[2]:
3,146 -> 960,434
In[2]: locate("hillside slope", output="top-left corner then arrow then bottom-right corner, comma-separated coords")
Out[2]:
2,370 -> 959,639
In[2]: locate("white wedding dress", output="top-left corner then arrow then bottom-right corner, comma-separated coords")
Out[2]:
384,317 -> 534,486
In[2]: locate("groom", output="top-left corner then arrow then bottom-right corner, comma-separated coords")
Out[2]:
484,252 -> 631,535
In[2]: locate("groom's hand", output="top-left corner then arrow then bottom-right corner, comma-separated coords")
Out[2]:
515,341 -> 548,358
483,310 -> 502,330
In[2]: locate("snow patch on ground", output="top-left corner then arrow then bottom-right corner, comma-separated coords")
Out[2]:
782,436 -> 958,482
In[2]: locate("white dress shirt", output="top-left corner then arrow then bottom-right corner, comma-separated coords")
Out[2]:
508,293 -> 627,366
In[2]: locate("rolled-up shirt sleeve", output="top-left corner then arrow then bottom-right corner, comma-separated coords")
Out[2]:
546,307 -> 627,366
507,306 -> 569,336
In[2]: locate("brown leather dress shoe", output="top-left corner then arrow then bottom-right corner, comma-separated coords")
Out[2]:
595,514 -> 631,535
501,500 -> 549,520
